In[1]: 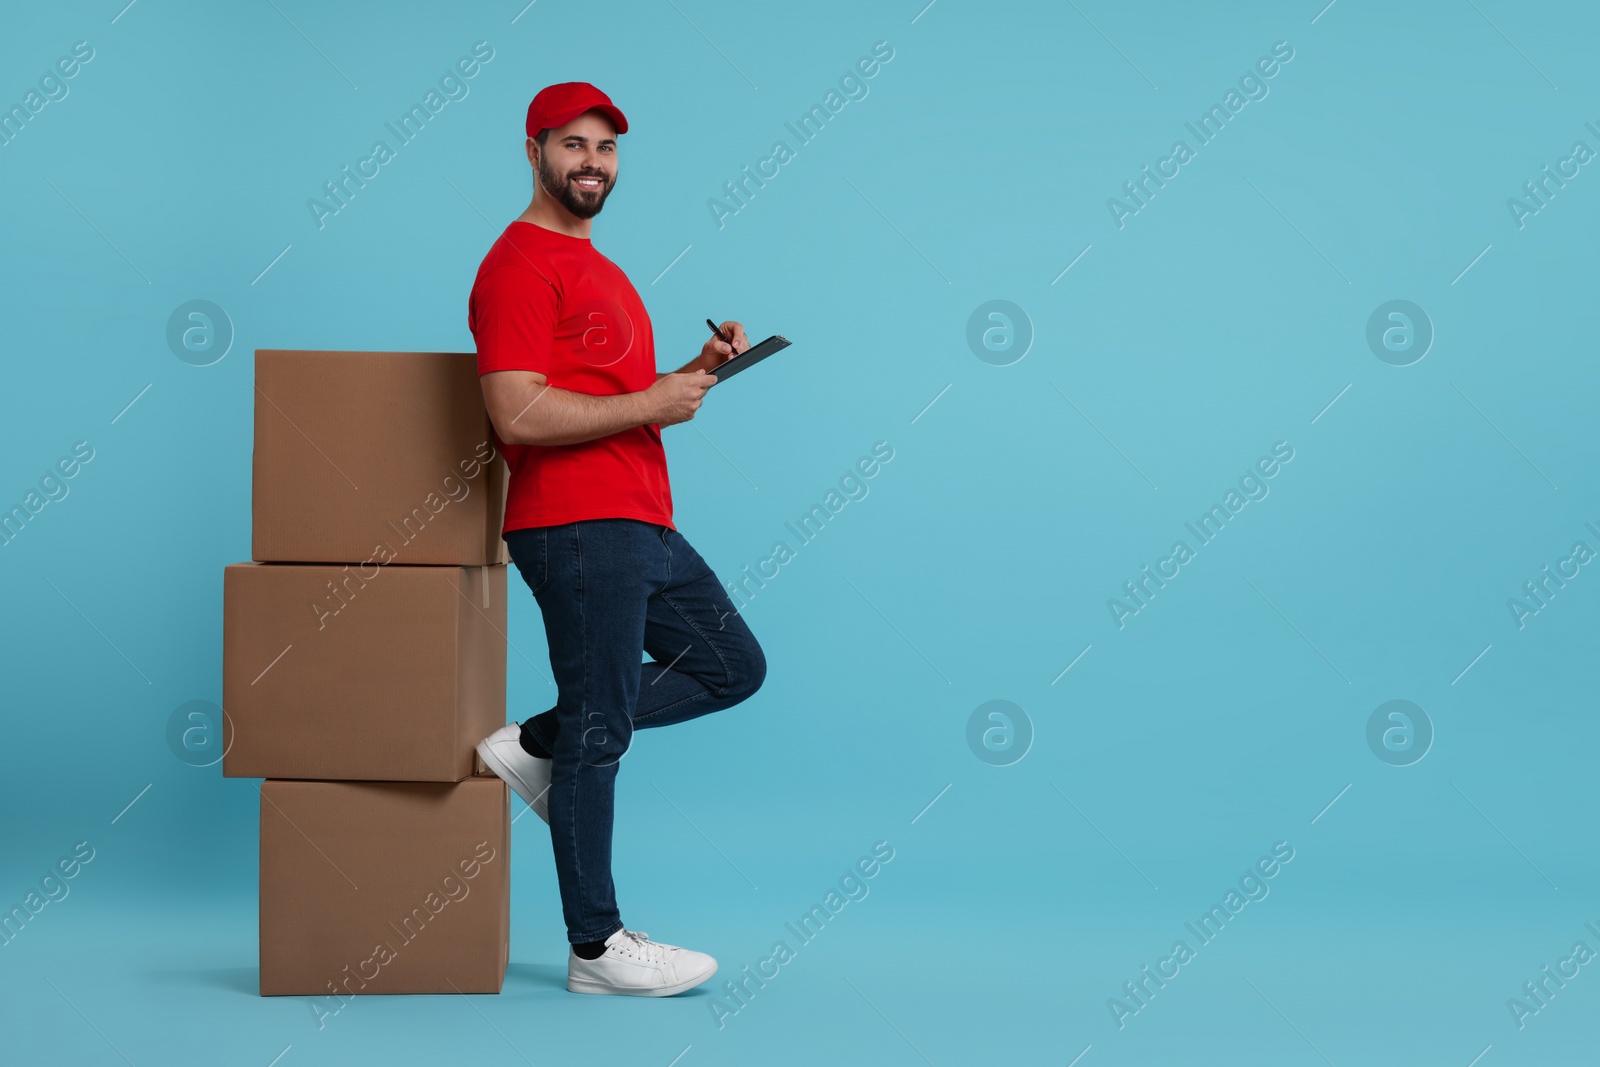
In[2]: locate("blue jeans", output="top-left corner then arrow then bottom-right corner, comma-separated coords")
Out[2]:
504,518 -> 767,944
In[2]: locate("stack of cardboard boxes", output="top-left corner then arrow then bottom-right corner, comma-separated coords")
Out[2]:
222,350 -> 514,997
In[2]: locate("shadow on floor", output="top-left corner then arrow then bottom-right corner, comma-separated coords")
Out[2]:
504,961 -> 718,998
144,965 -> 259,996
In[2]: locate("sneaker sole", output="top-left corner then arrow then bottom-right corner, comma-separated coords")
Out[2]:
567,960 -> 718,997
474,739 -> 549,823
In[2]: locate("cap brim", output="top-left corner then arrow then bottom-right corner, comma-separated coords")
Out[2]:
540,103 -> 628,137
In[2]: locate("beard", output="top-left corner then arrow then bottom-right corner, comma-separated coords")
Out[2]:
537,154 -> 616,219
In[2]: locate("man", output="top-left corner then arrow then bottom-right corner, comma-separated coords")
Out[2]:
466,82 -> 767,997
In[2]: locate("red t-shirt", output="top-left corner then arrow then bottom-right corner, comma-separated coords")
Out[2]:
468,221 -> 674,534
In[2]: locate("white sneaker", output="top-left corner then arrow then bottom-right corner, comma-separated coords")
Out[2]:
567,929 -> 718,997
475,723 -> 551,824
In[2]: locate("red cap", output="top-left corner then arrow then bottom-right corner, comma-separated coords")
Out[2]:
525,82 -> 628,139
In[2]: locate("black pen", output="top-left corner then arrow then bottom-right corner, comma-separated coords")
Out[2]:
705,318 -> 736,355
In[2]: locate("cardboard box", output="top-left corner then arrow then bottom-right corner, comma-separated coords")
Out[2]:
223,563 -> 508,782
259,777 -> 510,997
252,350 -> 510,566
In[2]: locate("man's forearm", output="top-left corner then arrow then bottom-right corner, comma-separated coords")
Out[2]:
502,381 -> 659,447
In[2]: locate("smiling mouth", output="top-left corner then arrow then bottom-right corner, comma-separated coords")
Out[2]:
571,175 -> 605,191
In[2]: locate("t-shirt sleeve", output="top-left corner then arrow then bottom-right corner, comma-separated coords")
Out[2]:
470,265 -> 559,377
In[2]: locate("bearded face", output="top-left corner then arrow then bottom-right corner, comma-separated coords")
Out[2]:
536,139 -> 617,219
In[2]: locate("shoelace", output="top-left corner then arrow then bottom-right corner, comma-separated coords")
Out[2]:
616,929 -> 671,963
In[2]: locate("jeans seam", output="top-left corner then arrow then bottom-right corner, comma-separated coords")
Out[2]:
657,588 -> 734,696
570,521 -> 595,938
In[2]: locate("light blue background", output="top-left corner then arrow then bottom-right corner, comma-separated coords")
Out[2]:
3,0 -> 1597,1063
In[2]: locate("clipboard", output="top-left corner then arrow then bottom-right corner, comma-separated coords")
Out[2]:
709,334 -> 791,383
